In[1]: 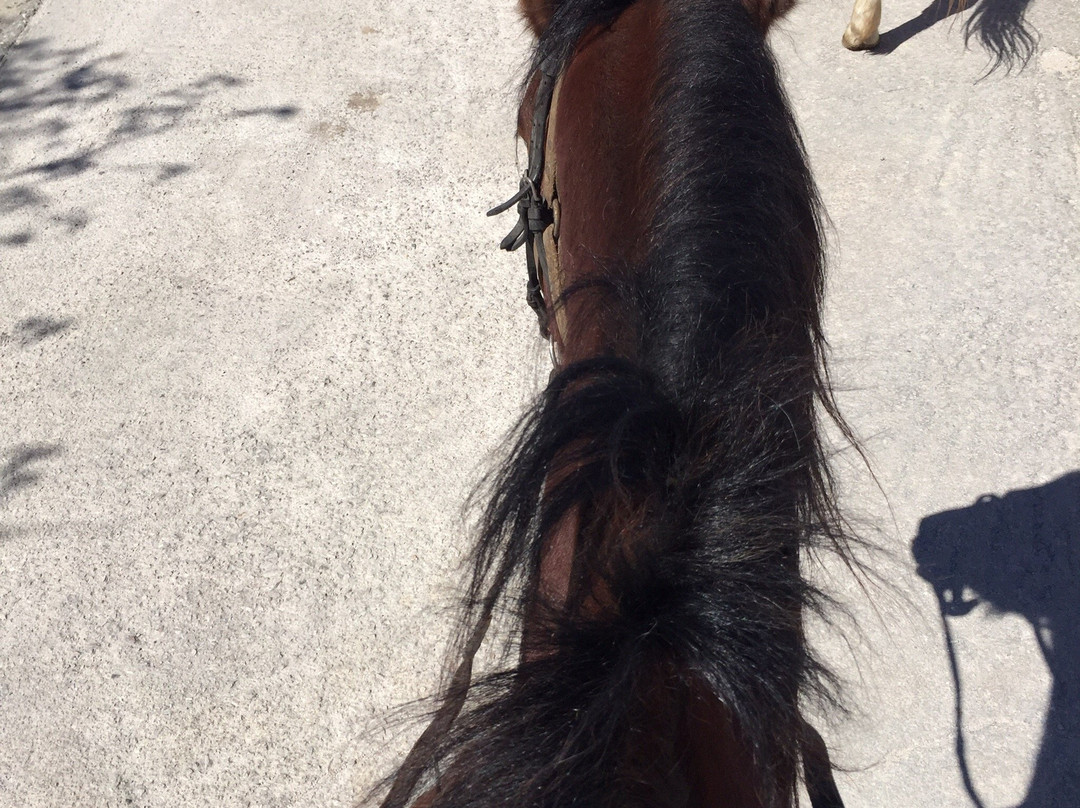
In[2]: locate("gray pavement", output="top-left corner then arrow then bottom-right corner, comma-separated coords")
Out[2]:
0,0 -> 41,58
0,0 -> 1077,806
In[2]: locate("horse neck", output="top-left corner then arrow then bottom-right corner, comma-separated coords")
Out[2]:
511,0 -> 823,805
521,484 -> 791,807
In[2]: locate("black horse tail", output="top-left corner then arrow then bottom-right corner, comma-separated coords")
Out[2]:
963,0 -> 1039,76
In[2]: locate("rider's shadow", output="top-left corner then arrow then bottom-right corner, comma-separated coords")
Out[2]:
913,471 -> 1080,807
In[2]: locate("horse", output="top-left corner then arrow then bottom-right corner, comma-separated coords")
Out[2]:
377,1 -> 856,806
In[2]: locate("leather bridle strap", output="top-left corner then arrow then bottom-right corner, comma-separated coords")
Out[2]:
488,55 -> 562,340
377,603 -> 495,808
802,721 -> 846,808
538,70 -> 565,358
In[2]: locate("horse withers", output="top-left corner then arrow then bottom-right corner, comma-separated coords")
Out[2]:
379,1 -> 856,807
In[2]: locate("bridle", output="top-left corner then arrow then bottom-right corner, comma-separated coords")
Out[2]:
487,55 -> 562,342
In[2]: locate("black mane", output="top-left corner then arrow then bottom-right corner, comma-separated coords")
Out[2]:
376,2 -> 855,806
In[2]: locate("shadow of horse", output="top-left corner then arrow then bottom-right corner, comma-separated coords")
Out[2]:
913,472 -> 1080,807
873,0 -> 1039,74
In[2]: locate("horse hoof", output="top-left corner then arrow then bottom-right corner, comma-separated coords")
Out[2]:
842,26 -> 880,50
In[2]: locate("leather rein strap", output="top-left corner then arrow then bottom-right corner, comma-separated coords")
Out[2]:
488,55 -> 562,342
379,59 -> 566,808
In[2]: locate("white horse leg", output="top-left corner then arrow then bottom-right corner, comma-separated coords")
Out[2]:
842,0 -> 881,50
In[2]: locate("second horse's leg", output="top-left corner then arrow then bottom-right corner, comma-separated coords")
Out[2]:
842,0 -> 881,49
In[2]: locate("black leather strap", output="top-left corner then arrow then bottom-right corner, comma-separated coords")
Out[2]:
802,721 -> 846,808
488,55 -> 561,338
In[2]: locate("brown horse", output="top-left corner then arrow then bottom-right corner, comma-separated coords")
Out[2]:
378,1 -> 855,807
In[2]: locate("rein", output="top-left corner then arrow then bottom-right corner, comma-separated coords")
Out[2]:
488,55 -> 563,341
378,603 -> 495,808
379,56 -> 566,808
936,586 -> 991,808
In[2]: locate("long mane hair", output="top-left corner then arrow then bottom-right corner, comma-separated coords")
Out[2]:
377,1 -> 855,806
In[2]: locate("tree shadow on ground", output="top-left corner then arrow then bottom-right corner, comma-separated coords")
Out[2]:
0,37 -> 298,246
0,313 -> 74,352
872,0 -> 1039,75
913,471 -> 1080,807
0,442 -> 62,497
3,315 -> 74,344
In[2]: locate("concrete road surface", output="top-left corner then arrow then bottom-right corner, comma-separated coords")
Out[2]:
1,0 -> 1077,805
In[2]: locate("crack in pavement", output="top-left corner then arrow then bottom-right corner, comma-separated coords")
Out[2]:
0,0 -> 44,68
